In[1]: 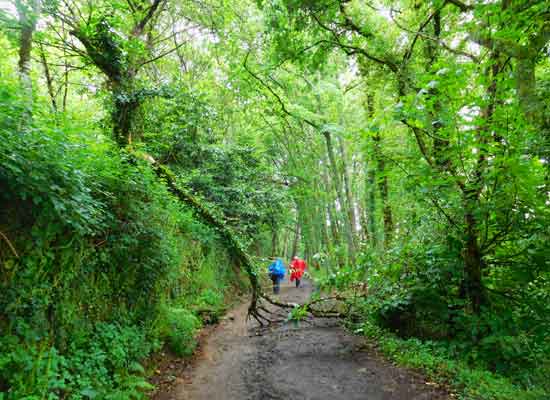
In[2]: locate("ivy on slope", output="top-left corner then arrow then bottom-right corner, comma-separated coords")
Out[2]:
151,161 -> 264,320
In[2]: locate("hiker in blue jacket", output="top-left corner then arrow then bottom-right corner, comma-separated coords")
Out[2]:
268,258 -> 286,294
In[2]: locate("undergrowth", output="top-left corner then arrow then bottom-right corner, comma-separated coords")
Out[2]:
322,239 -> 550,400
355,321 -> 547,400
311,235 -> 549,400
0,68 -> 245,399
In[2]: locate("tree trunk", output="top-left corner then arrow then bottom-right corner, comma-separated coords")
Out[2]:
62,21 -> 69,112
517,57 -> 542,124
357,202 -> 369,242
320,204 -> 331,249
291,220 -> 300,259
39,43 -> 57,112
271,223 -> 278,257
153,162 -> 262,320
281,226 -> 289,259
322,168 -> 340,242
337,136 -> 358,247
321,157 -> 345,268
366,167 -> 377,247
515,8 -> 549,127
322,131 -> 356,265
15,0 -> 40,118
112,83 -> 139,146
458,50 -> 501,314
462,190 -> 486,314
295,195 -> 316,263
374,148 -> 393,245
425,10 -> 450,168
363,91 -> 379,247
366,90 -> 393,246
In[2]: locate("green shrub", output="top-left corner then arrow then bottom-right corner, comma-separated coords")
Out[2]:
357,321 -> 548,400
0,322 -> 155,399
163,308 -> 201,357
350,237 -> 550,393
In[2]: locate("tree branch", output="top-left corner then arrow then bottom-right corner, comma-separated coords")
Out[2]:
138,40 -> 187,67
131,0 -> 166,37
445,0 -> 473,12
243,51 -> 319,130
309,12 -> 399,73
338,0 -> 373,40
391,8 -> 479,63
400,119 -> 434,167
0,230 -> 19,258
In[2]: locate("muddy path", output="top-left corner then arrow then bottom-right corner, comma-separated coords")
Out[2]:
152,280 -> 449,400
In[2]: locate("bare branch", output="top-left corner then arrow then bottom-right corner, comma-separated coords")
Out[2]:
138,40 -> 187,67
0,230 -> 19,258
338,0 -> 373,40
400,119 -> 434,167
445,0 -> 473,12
131,0 -> 166,37
243,51 -> 320,130
391,8 -> 480,63
309,12 -> 399,73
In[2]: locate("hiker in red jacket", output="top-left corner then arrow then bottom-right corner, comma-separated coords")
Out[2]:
289,256 -> 307,288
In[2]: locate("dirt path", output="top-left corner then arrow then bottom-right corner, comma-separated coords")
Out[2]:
152,280 -> 449,400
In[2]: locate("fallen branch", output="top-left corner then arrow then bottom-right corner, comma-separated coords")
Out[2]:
147,158 -> 264,321
138,153 -> 352,324
0,230 -> 19,258
261,293 -> 345,319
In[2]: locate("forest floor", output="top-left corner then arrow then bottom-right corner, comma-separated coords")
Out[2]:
149,280 -> 450,400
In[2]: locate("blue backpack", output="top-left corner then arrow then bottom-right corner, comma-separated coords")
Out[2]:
268,259 -> 285,278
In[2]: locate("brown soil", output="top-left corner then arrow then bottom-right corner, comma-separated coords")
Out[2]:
150,280 -> 450,400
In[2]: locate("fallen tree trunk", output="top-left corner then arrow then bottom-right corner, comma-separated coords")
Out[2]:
147,157 -> 350,323
151,162 -> 264,320
261,294 -> 346,319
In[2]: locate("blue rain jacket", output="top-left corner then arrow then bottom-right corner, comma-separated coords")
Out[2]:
268,259 -> 286,279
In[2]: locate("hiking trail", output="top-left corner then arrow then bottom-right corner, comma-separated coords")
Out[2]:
151,280 -> 450,400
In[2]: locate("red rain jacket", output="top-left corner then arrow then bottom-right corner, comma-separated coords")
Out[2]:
290,258 -> 307,281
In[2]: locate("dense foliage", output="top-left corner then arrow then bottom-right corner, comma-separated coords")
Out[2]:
0,0 -> 549,398
0,70 -> 248,398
